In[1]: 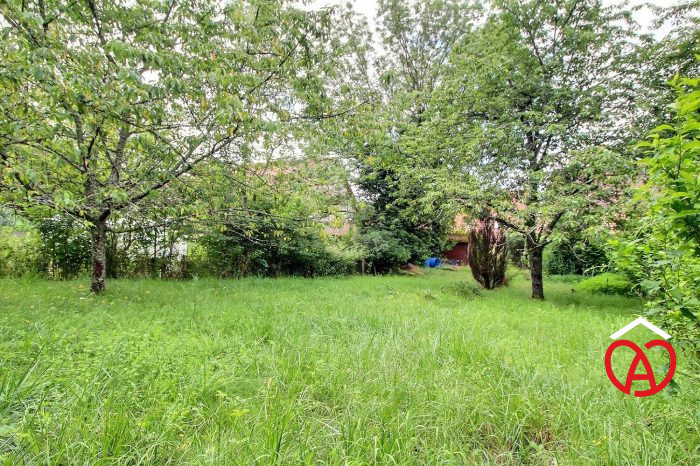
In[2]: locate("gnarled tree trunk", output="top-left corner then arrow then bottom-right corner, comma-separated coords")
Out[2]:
527,242 -> 544,300
91,218 -> 107,293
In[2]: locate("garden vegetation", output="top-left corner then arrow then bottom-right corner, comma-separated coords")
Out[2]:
0,0 -> 698,463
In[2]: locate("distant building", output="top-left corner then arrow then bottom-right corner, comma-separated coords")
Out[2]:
443,214 -> 470,265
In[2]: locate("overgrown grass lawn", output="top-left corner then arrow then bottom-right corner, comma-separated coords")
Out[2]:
1,271 -> 698,464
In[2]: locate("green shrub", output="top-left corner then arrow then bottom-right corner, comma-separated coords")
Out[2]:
36,216 -> 91,278
1,216 -> 95,279
443,280 -> 481,298
507,234 -> 527,268
576,273 -> 634,296
360,230 -> 411,273
544,239 -> 607,276
0,227 -> 42,277
323,242 -> 364,275
609,76 -> 699,350
468,217 -> 507,289
355,162 -> 452,271
196,226 -> 356,278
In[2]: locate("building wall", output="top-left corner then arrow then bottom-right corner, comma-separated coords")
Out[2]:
444,242 -> 469,264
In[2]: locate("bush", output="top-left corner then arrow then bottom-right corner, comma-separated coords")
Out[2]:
576,273 -> 634,296
507,234 -> 527,268
0,227 -> 42,277
610,76 -> 699,351
36,216 -> 91,278
468,218 -> 507,289
355,161 -> 453,270
324,242 -> 365,275
294,242 -> 357,276
545,239 -> 607,276
197,224 -> 355,278
443,280 -> 481,298
360,230 -> 411,273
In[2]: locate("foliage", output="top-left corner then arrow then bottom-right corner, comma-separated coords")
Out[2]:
198,226 -> 353,278
611,74 -> 700,346
0,0 -> 362,292
0,155 -> 362,280
105,207 -> 193,280
544,239 -> 607,276
354,168 -> 452,269
354,166 -> 452,270
442,280 -> 482,298
626,0 -> 700,144
468,217 -> 508,289
417,0 -> 638,299
358,229 -> 411,274
35,216 -> 91,279
1,272 -> 697,464
375,0 -> 481,104
192,160 -> 357,278
545,274 -> 584,284
0,227 -> 42,277
576,273 -> 634,297
325,241 -> 367,272
325,0 -> 477,274
127,255 -> 190,280
0,215 -> 98,279
507,234 -> 527,269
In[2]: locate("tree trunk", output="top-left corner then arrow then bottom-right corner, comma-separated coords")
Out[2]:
528,245 -> 544,300
91,218 -> 107,293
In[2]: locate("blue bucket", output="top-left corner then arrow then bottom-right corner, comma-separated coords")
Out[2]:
424,257 -> 441,268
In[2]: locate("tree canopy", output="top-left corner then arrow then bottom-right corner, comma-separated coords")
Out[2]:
0,0 -> 697,331
0,0 -> 363,291
401,0 -> 664,298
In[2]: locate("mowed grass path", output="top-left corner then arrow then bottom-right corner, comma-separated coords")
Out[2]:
1,271 -> 698,464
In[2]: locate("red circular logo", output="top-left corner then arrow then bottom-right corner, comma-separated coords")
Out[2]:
604,339 -> 676,397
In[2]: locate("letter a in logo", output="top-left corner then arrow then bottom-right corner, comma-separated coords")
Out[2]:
605,318 -> 676,397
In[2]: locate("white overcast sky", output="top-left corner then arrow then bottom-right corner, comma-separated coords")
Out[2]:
305,0 -> 684,38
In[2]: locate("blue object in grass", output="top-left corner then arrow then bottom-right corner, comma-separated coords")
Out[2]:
424,257 -> 441,268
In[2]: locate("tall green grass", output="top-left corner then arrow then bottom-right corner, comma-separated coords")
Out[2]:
1,271 -> 698,464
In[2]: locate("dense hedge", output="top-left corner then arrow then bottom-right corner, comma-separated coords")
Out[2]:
193,223 -> 359,278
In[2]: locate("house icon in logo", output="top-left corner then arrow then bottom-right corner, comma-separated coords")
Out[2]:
609,317 -> 670,340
